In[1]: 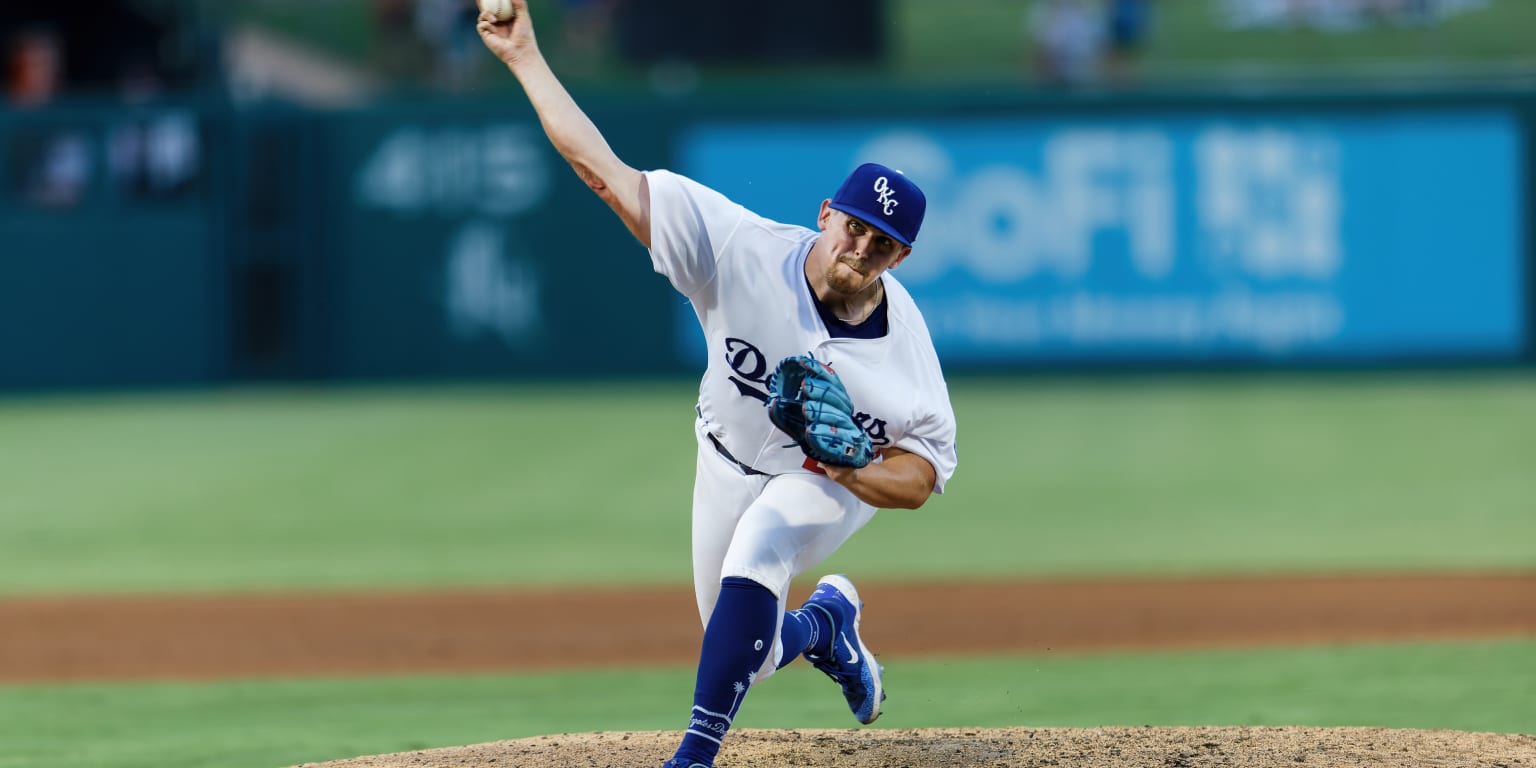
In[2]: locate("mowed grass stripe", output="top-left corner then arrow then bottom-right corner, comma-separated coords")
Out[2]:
1,374 -> 1533,593
0,638 -> 1530,768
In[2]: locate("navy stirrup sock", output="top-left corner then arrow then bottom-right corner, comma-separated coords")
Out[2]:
778,602 -> 834,667
673,577 -> 777,767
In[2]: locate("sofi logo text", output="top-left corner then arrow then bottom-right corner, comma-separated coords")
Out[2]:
866,128 -> 1340,285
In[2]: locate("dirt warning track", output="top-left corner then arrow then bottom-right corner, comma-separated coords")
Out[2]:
3,571 -> 1532,683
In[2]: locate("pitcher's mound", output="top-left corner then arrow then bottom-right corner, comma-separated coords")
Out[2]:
294,725 -> 1534,768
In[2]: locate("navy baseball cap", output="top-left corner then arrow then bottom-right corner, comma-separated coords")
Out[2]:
828,162 -> 926,246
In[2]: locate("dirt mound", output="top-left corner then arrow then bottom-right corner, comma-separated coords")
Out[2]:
292,726 -> 1536,768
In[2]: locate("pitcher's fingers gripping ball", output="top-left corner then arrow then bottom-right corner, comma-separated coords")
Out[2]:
479,0 -> 515,22
766,355 -> 874,468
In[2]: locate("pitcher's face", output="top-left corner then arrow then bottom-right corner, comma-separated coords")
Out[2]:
815,205 -> 910,295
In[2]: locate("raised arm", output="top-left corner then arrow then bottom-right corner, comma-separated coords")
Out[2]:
477,1 -> 650,247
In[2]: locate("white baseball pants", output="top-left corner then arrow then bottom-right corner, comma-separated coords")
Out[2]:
689,422 -> 877,681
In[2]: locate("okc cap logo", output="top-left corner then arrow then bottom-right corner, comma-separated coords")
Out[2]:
829,162 -> 927,247
873,176 -> 898,215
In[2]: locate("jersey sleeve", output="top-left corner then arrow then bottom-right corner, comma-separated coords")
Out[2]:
644,169 -> 746,298
896,392 -> 958,495
890,333 -> 958,495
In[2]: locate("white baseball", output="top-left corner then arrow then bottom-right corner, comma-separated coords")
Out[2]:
480,0 -> 515,22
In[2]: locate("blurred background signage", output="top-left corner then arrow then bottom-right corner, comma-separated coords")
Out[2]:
682,111 -> 1524,364
1,0 -> 1532,387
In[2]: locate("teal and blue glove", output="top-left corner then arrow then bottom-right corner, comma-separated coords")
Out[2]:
766,355 -> 874,469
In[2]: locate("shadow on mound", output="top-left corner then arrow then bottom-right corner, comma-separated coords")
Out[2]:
294,725 -> 1535,768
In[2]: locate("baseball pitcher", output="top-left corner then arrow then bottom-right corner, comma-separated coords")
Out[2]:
478,5 -> 958,767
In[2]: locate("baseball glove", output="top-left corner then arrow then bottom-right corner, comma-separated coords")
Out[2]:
766,355 -> 874,469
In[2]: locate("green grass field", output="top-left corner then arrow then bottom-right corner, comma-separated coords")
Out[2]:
2,374 -> 1532,594
2,374 -> 1532,768
2,639 -> 1531,768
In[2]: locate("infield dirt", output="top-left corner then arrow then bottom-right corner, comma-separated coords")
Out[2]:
3,572 -> 1532,683
5,572 -> 1533,768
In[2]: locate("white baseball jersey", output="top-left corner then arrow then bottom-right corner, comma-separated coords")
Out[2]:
646,169 -> 958,493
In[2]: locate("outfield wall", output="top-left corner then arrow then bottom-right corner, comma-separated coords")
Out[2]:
0,87 -> 1530,389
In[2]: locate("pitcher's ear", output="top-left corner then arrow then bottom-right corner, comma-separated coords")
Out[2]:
816,200 -> 835,230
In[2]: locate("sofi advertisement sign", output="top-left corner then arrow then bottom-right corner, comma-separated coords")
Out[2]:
679,111 -> 1524,363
